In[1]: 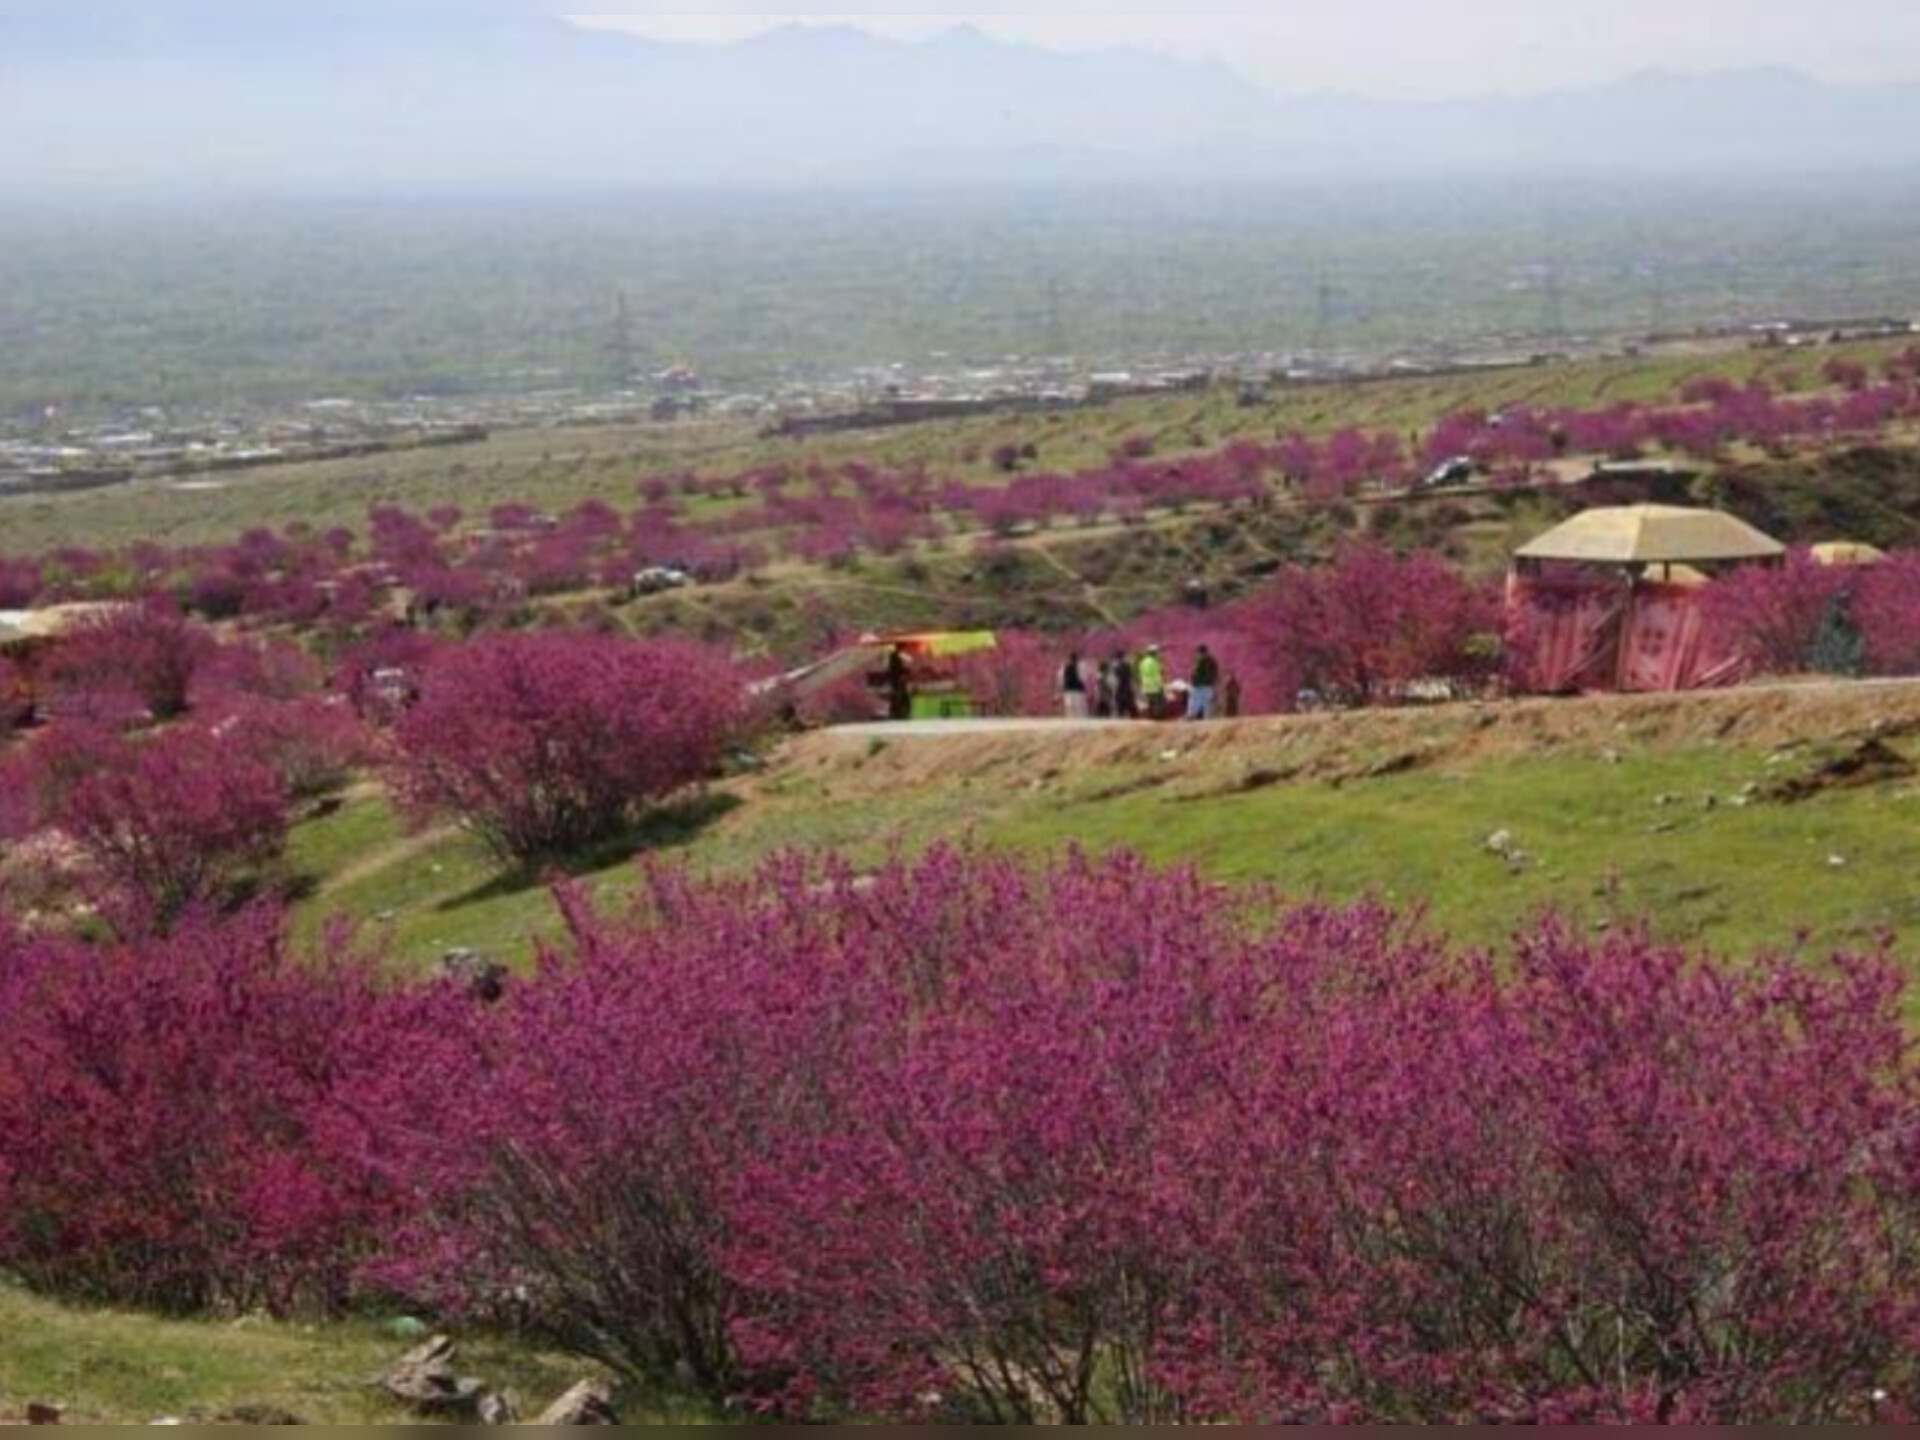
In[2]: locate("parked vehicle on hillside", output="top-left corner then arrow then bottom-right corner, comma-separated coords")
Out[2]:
632,566 -> 695,598
1421,456 -> 1477,490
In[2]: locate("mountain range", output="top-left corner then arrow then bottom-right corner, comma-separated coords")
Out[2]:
4,7 -> 1920,190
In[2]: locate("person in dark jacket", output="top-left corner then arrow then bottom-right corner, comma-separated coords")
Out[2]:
1061,650 -> 1090,721
886,646 -> 913,722
1112,650 -> 1138,720
1188,645 -> 1221,721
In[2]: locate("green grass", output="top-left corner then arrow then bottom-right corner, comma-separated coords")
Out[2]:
286,732 -> 1920,979
0,1283 -> 721,1426
994,748 -> 1920,960
287,782 -> 971,973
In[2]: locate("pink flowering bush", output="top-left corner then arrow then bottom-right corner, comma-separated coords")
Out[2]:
204,694 -> 373,801
328,848 -> 1920,1423
10,723 -> 291,929
722,852 -> 1284,1422
0,654 -> 24,736
1701,550 -> 1920,678
0,846 -> 1915,1420
0,722 -> 116,842
1857,551 -> 1920,675
44,603 -> 214,725
954,629 -> 1062,717
1183,922 -> 1920,1425
1698,550 -> 1851,675
0,557 -> 42,609
1254,545 -> 1502,708
349,849 -> 1257,1410
0,908 -> 397,1316
388,632 -> 748,863
192,636 -> 326,706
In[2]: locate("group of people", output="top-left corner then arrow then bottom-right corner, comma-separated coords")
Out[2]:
1061,644 -> 1239,723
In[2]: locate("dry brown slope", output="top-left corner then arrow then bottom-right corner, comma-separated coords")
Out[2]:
766,680 -> 1920,800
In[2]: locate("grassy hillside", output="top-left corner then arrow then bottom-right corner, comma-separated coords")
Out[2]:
13,684 -> 1920,1424
287,682 -> 1920,984
0,1285 -> 714,1426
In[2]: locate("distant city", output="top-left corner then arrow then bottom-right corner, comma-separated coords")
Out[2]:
6,310 -> 1912,503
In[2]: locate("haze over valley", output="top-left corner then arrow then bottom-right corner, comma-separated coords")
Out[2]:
9,5 -> 1920,189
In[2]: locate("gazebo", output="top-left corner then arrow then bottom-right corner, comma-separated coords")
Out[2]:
0,603 -> 124,653
1508,506 -> 1785,694
1811,541 -> 1887,569
1514,504 -> 1785,577
0,603 -> 126,726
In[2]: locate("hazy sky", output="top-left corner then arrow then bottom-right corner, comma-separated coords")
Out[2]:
578,4 -> 1920,99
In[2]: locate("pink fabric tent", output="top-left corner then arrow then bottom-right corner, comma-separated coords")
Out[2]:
1507,506 -> 1783,695
1507,572 -> 1750,694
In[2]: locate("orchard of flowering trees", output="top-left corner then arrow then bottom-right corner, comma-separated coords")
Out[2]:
0,603 -> 752,923
4,352 -> 1920,1422
4,351 -> 1917,639
3,849 -> 1920,1422
0,609 -> 375,930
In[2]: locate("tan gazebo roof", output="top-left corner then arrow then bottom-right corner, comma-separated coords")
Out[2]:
1811,541 -> 1887,568
1516,506 -> 1785,567
0,603 -> 124,651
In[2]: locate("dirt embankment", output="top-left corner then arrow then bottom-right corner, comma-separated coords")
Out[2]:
765,680 -> 1920,801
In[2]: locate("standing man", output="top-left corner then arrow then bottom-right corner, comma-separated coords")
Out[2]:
1189,645 -> 1221,721
1112,649 -> 1138,721
1061,649 -> 1090,720
886,645 -> 913,722
1139,645 -> 1167,721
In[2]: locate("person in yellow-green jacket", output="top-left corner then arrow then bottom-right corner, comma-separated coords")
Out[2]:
1138,645 -> 1167,720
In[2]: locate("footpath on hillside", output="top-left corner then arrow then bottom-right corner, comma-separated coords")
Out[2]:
803,679 -> 1920,795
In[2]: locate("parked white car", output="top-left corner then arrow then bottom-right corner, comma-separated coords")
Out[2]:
1420,456 -> 1476,490
632,566 -> 695,598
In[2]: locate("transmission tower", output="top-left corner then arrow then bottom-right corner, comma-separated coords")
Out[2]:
608,287 -> 640,384
1042,276 -> 1071,360
1540,264 -> 1569,345
1310,275 -> 1340,360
